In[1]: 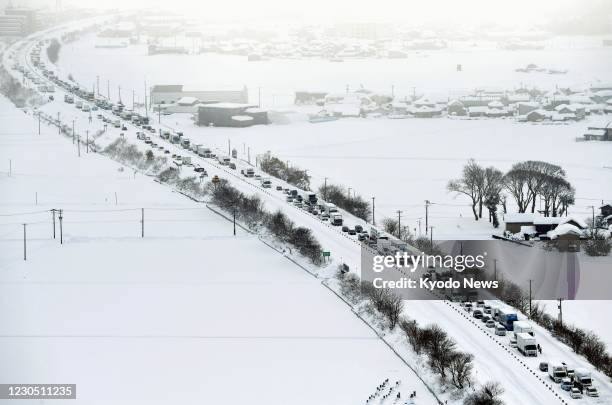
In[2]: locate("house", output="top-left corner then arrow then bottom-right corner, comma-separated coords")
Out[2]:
468,106 -> 488,118
447,100 -> 467,116
486,100 -> 512,117
600,204 -> 612,218
517,102 -> 540,116
592,90 -> 612,104
196,103 -> 268,127
504,213 -> 536,234
294,91 -> 328,105
547,224 -> 584,252
526,109 -> 548,122
412,105 -> 442,118
505,213 -> 586,238
583,122 -> 612,141
150,84 -> 248,105
554,104 -> 585,120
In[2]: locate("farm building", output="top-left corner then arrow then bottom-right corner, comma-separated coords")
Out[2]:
150,85 -> 248,105
196,103 -> 268,127
505,213 -> 587,238
583,122 -> 612,141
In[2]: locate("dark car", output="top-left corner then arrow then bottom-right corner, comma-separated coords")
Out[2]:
348,228 -> 357,235
539,362 -> 548,372
472,310 -> 483,319
276,186 -> 283,191
341,226 -> 349,232
358,233 -> 367,241
354,225 -> 363,233
481,315 -> 490,323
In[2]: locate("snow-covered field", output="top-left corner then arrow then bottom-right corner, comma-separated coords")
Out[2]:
0,95 -> 441,405
3,18 -> 612,405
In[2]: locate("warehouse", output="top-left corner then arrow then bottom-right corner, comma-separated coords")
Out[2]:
197,103 -> 268,127
150,84 -> 248,105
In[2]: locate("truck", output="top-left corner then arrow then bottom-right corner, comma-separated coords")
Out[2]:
197,146 -> 211,157
170,134 -> 181,144
191,143 -> 202,153
496,308 -> 519,331
218,156 -> 230,165
330,213 -> 343,226
261,178 -> 272,188
512,321 -> 534,337
182,156 -> 192,165
301,192 -> 318,206
516,332 -> 538,357
548,362 -> 567,383
181,138 -> 190,149
573,368 -> 592,388
161,131 -> 170,140
325,202 -> 339,215
245,168 -> 255,177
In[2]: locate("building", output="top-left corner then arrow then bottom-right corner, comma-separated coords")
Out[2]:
505,213 -> 587,238
546,224 -> 583,252
0,7 -> 37,36
196,103 -> 268,127
295,91 -> 328,105
583,122 -> 612,141
150,85 -> 248,105
447,100 -> 467,116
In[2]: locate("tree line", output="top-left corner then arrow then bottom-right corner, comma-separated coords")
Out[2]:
338,272 -> 504,404
317,183 -> 371,221
448,160 -> 575,227
259,152 -> 311,190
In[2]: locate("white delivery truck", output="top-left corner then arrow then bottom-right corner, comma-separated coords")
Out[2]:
548,362 -> 567,383
325,203 -> 339,215
218,156 -> 230,165
191,143 -> 201,153
516,332 -> 538,357
573,368 -> 592,388
245,168 -> 255,177
513,321 -> 534,337
331,213 -> 343,226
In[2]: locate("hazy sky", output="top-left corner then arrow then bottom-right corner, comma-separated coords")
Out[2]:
9,0 -> 612,27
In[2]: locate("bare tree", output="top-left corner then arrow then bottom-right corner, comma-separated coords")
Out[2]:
449,351 -> 474,389
423,325 -> 456,379
448,159 -> 483,220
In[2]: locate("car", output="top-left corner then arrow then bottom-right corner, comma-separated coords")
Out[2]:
560,378 -> 572,391
485,320 -> 496,328
286,196 -> 293,202
354,225 -> 363,233
275,185 -> 283,191
194,167 -> 206,173
122,125 -> 127,130
472,310 -> 483,319
348,228 -> 357,235
341,226 -> 349,232
358,233 -> 367,241
481,315 -> 490,323
585,387 -> 599,397
164,150 -> 170,154
570,388 -> 582,399
229,163 -> 236,170
477,300 -> 485,307
538,362 -> 548,372
495,325 -> 507,336
509,336 -> 517,348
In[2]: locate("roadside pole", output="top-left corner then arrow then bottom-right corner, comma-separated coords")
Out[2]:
22,223 -> 26,261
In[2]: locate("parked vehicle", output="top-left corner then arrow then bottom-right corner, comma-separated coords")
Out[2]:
509,335 -> 517,348
585,386 -> 599,397
573,368 -> 592,387
495,324 -> 507,336
560,378 -> 572,391
182,156 -> 192,165
75,100 -> 83,109
285,196 -> 293,202
570,388 -> 582,399
539,362 -> 548,372
348,228 -> 357,235
354,225 -> 363,233
181,139 -> 191,149
331,213 -> 343,226
496,308 -> 519,331
485,319 -> 496,328
516,333 -> 538,357
261,178 -> 272,188
484,304 -> 492,314
229,162 -> 236,170
82,104 -> 91,112
481,315 -> 490,323
513,321 -> 535,337
245,168 -> 255,177
472,309 -> 483,319
548,362 -> 568,383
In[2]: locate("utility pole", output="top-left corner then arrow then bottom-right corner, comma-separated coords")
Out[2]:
38,112 -> 41,134
348,187 -> 352,200
258,87 -> 261,108
57,112 -> 60,134
96,75 -> 100,95
397,210 -> 403,239
228,139 -> 231,156
588,205 -> 595,237
558,298 -> 563,326
118,85 -> 122,103
529,280 -> 533,320
247,147 -> 251,164
22,223 -> 26,261
324,177 -> 328,201
86,130 -> 89,153
72,120 -> 75,144
429,226 -> 434,246
51,209 -> 56,239
77,136 -> 81,157
58,209 -> 63,244
418,219 -> 421,235
233,209 -> 236,236
493,258 -> 498,280
107,80 -> 110,99
372,197 -> 375,225
425,200 -> 431,234
141,208 -> 144,238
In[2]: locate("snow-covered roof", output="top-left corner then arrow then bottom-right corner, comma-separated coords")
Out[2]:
488,100 -> 504,109
547,223 -> 582,239
520,225 -> 536,234
201,102 -> 253,109
594,90 -> 612,97
244,107 -> 265,114
518,102 -> 540,108
177,96 -> 199,106
231,115 -> 254,121
504,213 -> 535,223
468,106 -> 488,113
561,216 -> 587,229
533,217 -> 563,225
584,128 -> 606,136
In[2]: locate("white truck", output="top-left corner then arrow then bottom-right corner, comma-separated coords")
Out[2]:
197,146 -> 211,157
513,321 -> 534,337
325,203 -> 339,215
548,362 -> 567,383
330,213 -> 343,226
516,332 -> 538,357
573,368 -> 592,388
218,156 -> 231,165
245,168 -> 255,177
182,156 -> 192,165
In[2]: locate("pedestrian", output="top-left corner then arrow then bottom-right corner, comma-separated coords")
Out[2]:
537,344 -> 542,354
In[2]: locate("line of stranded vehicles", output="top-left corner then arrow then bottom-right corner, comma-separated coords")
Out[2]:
462,301 -> 600,399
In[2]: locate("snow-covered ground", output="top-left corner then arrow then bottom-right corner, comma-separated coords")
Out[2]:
3,19 -> 612,405
0,95 -> 441,405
